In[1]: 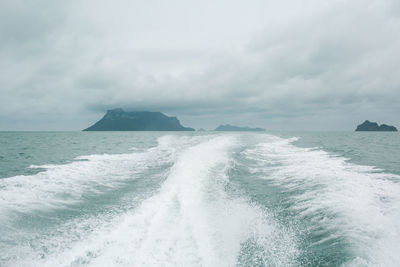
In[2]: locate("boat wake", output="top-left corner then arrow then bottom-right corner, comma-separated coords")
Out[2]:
1,134 -> 400,266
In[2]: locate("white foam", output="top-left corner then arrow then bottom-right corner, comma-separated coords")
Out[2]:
13,135 -> 298,267
0,135 -> 200,217
244,135 -> 400,266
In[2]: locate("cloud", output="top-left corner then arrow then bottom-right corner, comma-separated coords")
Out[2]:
0,0 -> 399,130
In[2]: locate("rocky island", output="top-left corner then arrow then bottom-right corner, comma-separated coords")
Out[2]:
83,108 -> 195,131
355,120 -> 397,131
214,124 -> 265,131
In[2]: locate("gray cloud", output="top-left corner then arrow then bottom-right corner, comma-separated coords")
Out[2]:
0,0 -> 399,130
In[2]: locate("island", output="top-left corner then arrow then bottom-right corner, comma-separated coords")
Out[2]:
83,108 -> 195,131
214,124 -> 265,131
355,120 -> 398,131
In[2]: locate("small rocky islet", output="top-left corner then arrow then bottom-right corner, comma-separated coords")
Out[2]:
355,120 -> 397,131
214,124 -> 265,131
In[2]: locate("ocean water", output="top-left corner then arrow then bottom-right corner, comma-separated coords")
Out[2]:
1,131 -> 400,266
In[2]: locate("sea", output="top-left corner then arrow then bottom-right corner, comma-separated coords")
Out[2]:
0,131 -> 400,266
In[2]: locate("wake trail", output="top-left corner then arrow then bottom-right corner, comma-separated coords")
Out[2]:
243,135 -> 400,266
12,135 -> 298,267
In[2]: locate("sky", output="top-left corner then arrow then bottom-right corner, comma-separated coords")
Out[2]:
0,0 -> 399,131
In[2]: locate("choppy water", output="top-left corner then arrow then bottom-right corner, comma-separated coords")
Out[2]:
0,131 -> 399,266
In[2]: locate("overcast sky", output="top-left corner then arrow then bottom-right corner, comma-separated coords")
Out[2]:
1,0 -> 399,130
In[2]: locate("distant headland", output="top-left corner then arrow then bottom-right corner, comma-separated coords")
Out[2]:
214,124 -> 265,131
355,120 -> 397,131
83,108 -> 195,131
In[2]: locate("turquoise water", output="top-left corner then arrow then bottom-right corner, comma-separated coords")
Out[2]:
0,131 -> 399,266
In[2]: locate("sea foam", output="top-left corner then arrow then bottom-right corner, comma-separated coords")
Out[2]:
243,135 -> 400,266
8,135 -> 298,266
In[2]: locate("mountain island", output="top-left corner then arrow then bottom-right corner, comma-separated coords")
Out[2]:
355,120 -> 397,131
83,108 -> 194,131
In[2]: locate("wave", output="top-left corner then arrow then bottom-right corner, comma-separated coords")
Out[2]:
0,143 -> 162,218
0,135 -> 222,217
2,135 -> 298,266
243,135 -> 400,266
3,133 -> 400,266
